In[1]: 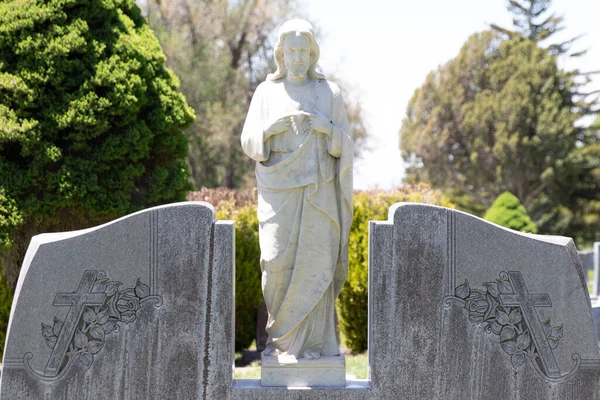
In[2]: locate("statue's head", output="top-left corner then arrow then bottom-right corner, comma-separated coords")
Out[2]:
268,19 -> 326,81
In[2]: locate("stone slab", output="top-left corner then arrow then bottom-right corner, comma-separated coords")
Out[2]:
260,353 -> 346,387
594,242 -> 600,297
367,203 -> 600,399
580,249 -> 595,291
0,202 -> 235,400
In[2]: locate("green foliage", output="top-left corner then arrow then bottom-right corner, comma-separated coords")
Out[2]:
0,188 -> 22,252
0,0 -> 194,286
484,192 -> 538,233
0,271 -> 13,355
215,200 -> 262,352
144,0 -> 291,189
491,0 -> 583,57
400,30 -> 598,246
338,186 -> 455,354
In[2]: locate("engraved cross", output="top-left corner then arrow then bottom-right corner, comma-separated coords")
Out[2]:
44,270 -> 106,377
499,271 -> 560,378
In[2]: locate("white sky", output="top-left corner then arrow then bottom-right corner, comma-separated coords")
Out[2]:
302,0 -> 600,189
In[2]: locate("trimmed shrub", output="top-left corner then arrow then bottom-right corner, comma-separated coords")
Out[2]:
484,192 -> 538,233
0,273 -> 12,355
339,185 -> 455,353
189,189 -> 262,352
217,202 -> 262,352
0,0 -> 195,289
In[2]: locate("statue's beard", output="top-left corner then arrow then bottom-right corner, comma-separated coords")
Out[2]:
288,65 -> 309,79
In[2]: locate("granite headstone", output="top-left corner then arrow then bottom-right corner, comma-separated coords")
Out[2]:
367,203 -> 600,399
0,202 -> 234,399
579,246 -> 596,296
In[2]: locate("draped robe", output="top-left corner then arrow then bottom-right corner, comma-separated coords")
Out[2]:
241,78 -> 353,358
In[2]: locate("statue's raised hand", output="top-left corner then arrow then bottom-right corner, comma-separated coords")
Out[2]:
264,116 -> 291,139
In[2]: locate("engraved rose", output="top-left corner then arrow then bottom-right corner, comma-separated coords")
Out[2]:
116,289 -> 140,323
463,290 -> 492,323
455,280 -> 494,323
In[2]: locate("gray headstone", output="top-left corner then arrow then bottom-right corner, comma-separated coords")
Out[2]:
593,242 -> 600,298
0,202 -> 235,399
579,249 -> 595,293
590,242 -> 600,345
367,203 -> 600,399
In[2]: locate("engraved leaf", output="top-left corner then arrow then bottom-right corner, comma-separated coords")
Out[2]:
496,309 -> 510,326
41,323 -> 53,338
135,278 -> 150,299
105,282 -> 122,297
517,332 -> 531,349
500,325 -> 516,342
548,338 -> 560,349
511,353 -> 526,369
87,341 -> 104,355
484,282 -> 500,298
97,306 -> 110,325
455,279 -> 470,299
508,309 -> 522,325
489,320 -> 503,335
92,278 -> 108,293
79,352 -> 93,368
53,317 -> 64,336
90,325 -> 105,341
83,308 -> 97,324
497,279 -> 513,294
74,329 -> 88,349
106,295 -> 120,319
549,325 -> 563,341
66,350 -> 78,358
102,318 -> 118,334
542,319 -> 552,337
501,339 -> 519,355
45,336 -> 58,349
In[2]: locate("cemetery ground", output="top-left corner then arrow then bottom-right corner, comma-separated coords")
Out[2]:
235,352 -> 368,380
234,336 -> 369,380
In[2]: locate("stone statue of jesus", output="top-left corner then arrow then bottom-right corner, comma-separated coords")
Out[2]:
241,19 -> 353,361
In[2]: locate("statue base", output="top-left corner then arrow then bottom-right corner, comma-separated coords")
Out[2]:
260,353 -> 346,387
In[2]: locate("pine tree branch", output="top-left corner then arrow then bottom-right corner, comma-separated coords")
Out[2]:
570,49 -> 588,58
578,90 -> 600,97
489,23 -> 520,38
508,0 -> 528,14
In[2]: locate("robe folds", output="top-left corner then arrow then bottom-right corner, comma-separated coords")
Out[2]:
241,78 -> 353,358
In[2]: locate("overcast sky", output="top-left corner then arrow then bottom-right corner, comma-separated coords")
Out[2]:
301,0 -> 600,189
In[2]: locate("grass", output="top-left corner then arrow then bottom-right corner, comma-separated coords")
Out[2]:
233,352 -> 368,380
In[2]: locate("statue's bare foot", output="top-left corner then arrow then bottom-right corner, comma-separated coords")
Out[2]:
263,347 -> 280,357
301,351 -> 321,360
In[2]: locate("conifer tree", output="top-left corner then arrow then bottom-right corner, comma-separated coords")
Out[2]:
400,0 -> 599,245
0,0 -> 195,286
484,192 -> 538,233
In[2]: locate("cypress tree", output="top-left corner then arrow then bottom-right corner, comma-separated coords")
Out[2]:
0,0 -> 195,287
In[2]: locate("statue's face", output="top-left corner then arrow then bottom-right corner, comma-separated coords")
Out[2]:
283,32 -> 311,80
